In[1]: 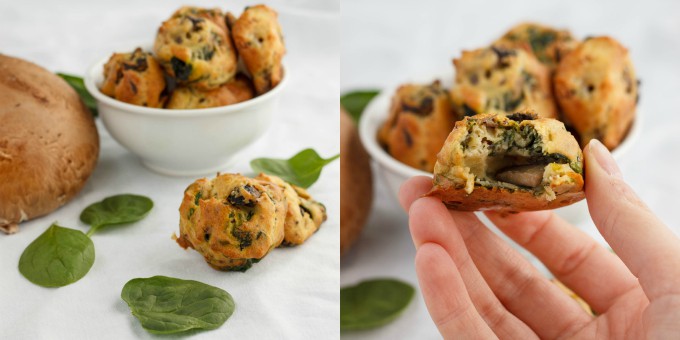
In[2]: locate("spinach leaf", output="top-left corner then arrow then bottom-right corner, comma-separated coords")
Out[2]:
57,73 -> 98,117
341,90 -> 379,123
18,223 -> 95,288
121,276 -> 235,334
80,194 -> 153,236
341,278 -> 415,331
250,149 -> 339,188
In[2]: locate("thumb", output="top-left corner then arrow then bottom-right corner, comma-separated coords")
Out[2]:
585,139 -> 680,300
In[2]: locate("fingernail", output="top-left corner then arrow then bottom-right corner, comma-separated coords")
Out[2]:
588,139 -> 622,178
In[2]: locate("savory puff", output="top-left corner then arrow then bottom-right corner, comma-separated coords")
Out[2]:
378,80 -> 458,172
100,48 -> 167,108
166,74 -> 254,109
428,112 -> 584,212
553,36 -> 638,149
172,6 -> 229,33
232,5 -> 286,95
255,174 -> 327,246
451,47 -> 558,119
154,11 -> 237,90
494,22 -> 579,68
176,173 -> 285,271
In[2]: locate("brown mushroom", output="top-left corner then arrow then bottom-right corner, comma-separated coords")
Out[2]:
340,107 -> 373,256
0,54 -> 100,234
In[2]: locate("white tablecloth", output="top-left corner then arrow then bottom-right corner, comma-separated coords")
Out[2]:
341,0 -> 680,338
0,1 -> 339,339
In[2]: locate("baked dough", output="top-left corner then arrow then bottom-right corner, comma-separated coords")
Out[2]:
553,36 -> 637,149
255,173 -> 327,246
232,5 -> 286,95
166,74 -> 254,109
378,80 -> 457,172
100,48 -> 167,108
494,22 -> 579,68
176,173 -> 285,271
154,9 -> 237,90
451,47 -> 558,119
428,112 -> 584,211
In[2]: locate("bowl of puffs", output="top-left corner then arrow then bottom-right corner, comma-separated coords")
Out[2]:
85,5 -> 287,176
360,22 -> 642,220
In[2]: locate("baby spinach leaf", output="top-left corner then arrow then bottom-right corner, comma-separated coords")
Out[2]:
57,73 -> 98,117
121,276 -> 235,334
341,90 -> 379,123
80,194 -> 153,236
341,278 -> 415,331
250,149 -> 339,188
18,223 -> 95,288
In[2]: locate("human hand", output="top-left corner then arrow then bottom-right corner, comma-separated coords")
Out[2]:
398,139 -> 680,339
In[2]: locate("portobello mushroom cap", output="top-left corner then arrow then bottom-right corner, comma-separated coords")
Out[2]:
0,54 -> 99,234
428,112 -> 584,211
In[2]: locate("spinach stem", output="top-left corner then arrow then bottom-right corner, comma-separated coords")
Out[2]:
85,226 -> 98,238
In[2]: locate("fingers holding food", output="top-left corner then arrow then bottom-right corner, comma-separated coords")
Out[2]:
100,48 -> 167,108
378,80 -> 457,172
451,47 -> 558,119
232,5 -> 286,95
554,37 -> 638,149
154,9 -> 237,90
428,112 -> 584,211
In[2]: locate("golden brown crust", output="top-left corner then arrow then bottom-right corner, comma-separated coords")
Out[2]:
451,47 -> 558,119
255,173 -> 327,246
340,109 -> 372,256
176,173 -> 285,271
232,5 -> 286,95
428,179 -> 584,212
0,54 -> 99,233
154,9 -> 237,90
166,73 -> 254,109
493,22 -> 579,68
554,36 -> 637,149
429,113 -> 584,211
378,80 -> 457,172
100,48 -> 167,108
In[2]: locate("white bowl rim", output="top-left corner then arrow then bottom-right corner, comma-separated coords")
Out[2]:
359,78 -> 643,179
84,55 -> 288,117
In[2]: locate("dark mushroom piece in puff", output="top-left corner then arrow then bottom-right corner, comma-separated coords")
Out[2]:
451,47 -> 558,120
231,5 -> 286,95
255,173 -> 327,246
176,173 -> 285,272
377,80 -> 458,172
100,48 -> 167,108
154,8 -> 237,90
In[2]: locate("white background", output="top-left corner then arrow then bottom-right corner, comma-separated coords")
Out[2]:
341,0 -> 680,339
0,0 -> 339,339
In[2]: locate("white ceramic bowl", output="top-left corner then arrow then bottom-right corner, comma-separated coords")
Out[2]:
85,56 -> 287,176
359,77 -> 641,222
